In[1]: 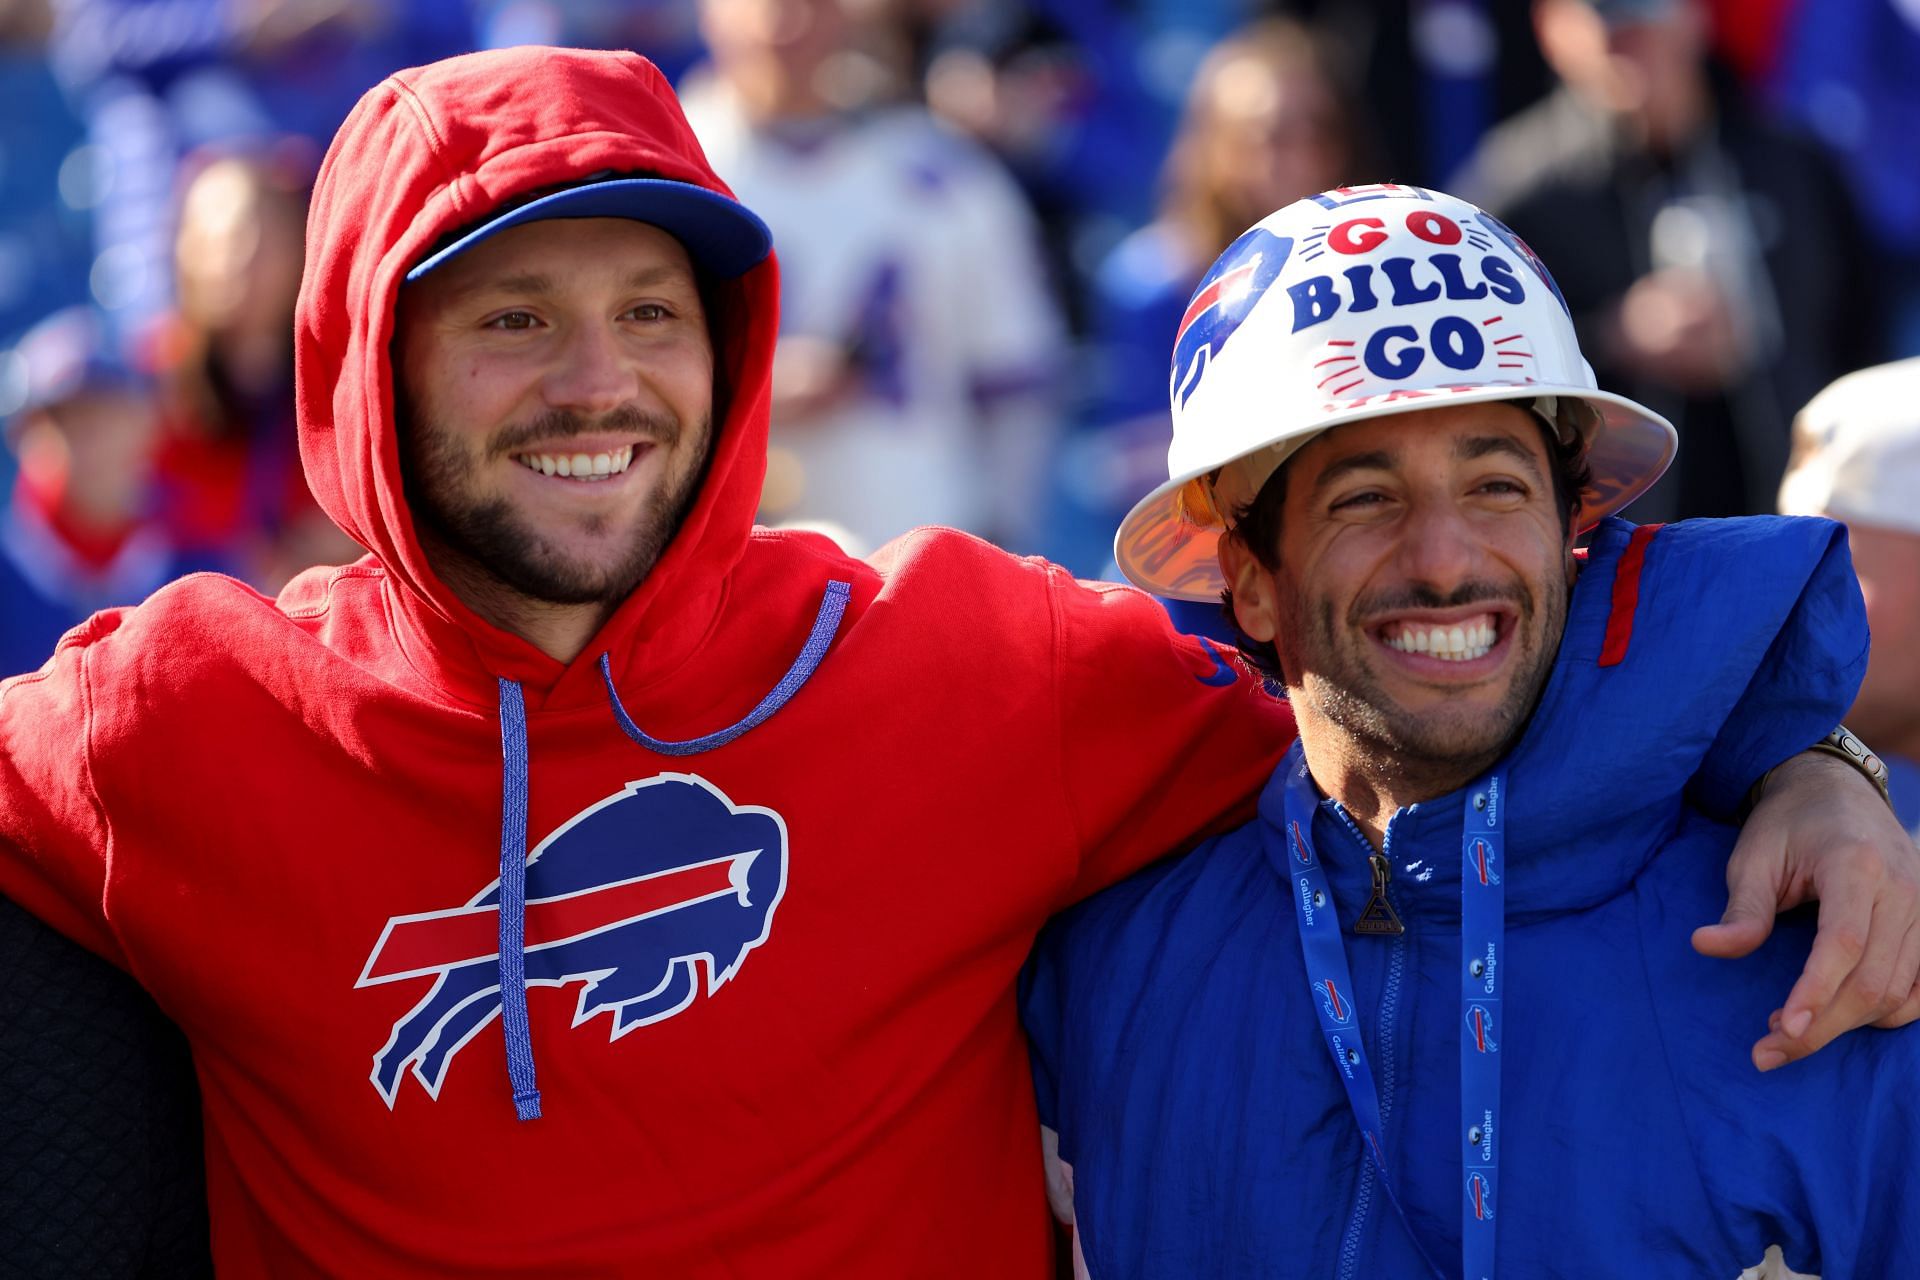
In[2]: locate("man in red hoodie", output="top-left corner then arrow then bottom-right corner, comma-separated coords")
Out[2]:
0,47 -> 1913,1276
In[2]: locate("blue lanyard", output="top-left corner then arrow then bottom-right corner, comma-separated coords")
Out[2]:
1277,748 -> 1506,1280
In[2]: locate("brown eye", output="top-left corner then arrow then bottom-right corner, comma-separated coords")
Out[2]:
488,310 -> 537,330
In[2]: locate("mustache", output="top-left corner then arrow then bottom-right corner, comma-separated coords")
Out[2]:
1351,579 -> 1529,621
488,405 -> 682,457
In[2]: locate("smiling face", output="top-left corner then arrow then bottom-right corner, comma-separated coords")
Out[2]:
1222,401 -> 1578,794
395,217 -> 715,620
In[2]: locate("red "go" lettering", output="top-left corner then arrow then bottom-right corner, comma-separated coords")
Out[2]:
1327,210 -> 1465,255
1405,210 -> 1463,245
1328,218 -> 1388,255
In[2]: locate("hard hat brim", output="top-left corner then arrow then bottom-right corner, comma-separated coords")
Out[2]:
1113,383 -> 1677,602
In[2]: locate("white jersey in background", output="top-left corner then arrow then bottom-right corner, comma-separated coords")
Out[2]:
680,79 -> 1065,552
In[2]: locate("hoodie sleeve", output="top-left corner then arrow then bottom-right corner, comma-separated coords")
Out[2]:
0,617 -> 125,967
1046,567 -> 1294,906
1686,518 -> 1871,818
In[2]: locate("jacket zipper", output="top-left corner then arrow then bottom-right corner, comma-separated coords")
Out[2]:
1332,804 -> 1411,1280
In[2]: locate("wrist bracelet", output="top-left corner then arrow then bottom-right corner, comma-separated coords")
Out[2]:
1746,724 -> 1896,815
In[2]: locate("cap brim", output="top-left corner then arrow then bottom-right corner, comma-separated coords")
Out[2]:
1113,383 -> 1677,601
405,178 -> 772,283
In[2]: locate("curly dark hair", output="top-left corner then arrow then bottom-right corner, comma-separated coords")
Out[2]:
1220,410 -> 1594,682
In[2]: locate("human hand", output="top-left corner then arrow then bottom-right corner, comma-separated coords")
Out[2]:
1610,266 -> 1745,392
1692,751 -> 1920,1070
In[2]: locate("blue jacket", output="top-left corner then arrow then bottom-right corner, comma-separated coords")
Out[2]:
1022,516 -> 1919,1279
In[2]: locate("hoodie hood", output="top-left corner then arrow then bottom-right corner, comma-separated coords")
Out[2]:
296,46 -> 779,704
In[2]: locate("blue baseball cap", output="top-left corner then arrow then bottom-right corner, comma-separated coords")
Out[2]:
406,174 -> 773,284
0,307 -> 141,431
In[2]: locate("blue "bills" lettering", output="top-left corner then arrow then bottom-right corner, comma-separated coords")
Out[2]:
1290,254 -> 1528,333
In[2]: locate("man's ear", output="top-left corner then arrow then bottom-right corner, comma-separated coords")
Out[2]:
1218,533 -> 1280,644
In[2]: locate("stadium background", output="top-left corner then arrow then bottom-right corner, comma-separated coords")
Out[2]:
2,0 -> 1916,673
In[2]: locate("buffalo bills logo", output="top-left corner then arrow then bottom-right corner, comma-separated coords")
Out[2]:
1317,978 -> 1352,1026
1467,837 -> 1500,887
1291,820 -> 1315,868
1467,1173 -> 1494,1221
1171,226 -> 1292,409
1192,637 -> 1238,687
1474,211 -> 1569,317
1465,1003 -> 1498,1053
357,774 -> 787,1107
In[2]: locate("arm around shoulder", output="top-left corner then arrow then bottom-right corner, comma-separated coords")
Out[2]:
1046,568 -> 1293,906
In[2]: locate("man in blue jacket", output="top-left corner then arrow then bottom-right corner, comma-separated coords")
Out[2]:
1023,185 -> 1919,1279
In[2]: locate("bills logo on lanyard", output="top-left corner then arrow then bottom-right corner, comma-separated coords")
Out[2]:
1468,836 -> 1500,886
1465,1003 -> 1498,1053
1317,978 -> 1353,1025
1460,780 -> 1505,1280
1467,1172 -> 1495,1221
1276,745 -> 1507,1280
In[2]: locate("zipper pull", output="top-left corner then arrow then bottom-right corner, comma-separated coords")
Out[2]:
1353,852 -> 1406,936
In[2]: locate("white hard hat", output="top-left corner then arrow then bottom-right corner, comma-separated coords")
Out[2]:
1778,357 -> 1920,537
1114,184 -> 1677,601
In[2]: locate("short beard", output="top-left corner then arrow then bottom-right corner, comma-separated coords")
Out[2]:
401,400 -> 710,608
1277,570 -> 1567,792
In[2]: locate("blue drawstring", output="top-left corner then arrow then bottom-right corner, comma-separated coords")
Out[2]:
492,579 -> 851,1121
495,677 -> 543,1121
601,580 -> 851,755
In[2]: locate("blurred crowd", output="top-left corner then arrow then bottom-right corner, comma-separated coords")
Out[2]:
5,0 -> 1920,678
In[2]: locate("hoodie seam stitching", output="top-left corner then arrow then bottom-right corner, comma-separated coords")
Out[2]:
1047,566 -> 1091,894
282,565 -> 386,621
75,642 -> 133,970
387,76 -> 462,211
457,131 -> 706,195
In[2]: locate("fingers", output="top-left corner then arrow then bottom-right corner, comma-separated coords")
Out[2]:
1869,920 -> 1920,1031
1692,827 -> 1793,961
1752,865 -> 1919,1070
1691,913 -> 1772,960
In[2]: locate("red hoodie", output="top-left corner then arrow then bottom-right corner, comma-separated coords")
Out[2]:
0,47 -> 1292,1275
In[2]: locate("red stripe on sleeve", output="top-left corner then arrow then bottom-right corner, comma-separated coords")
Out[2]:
1597,523 -> 1664,668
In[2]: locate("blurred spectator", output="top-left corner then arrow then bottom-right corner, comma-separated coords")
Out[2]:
148,150 -> 357,590
1039,16 -> 1372,578
1778,357 -> 1920,839
920,0 -> 1190,328
680,0 -> 1065,553
43,0 -> 469,350
1453,0 -> 1880,522
1306,0 -> 1554,186
0,305 -> 180,675
472,0 -> 704,82
0,311 -> 209,1280
0,2 -> 92,357
1765,0 -> 1920,358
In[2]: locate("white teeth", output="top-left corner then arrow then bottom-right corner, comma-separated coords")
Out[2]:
1384,615 -> 1498,661
514,445 -> 639,481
